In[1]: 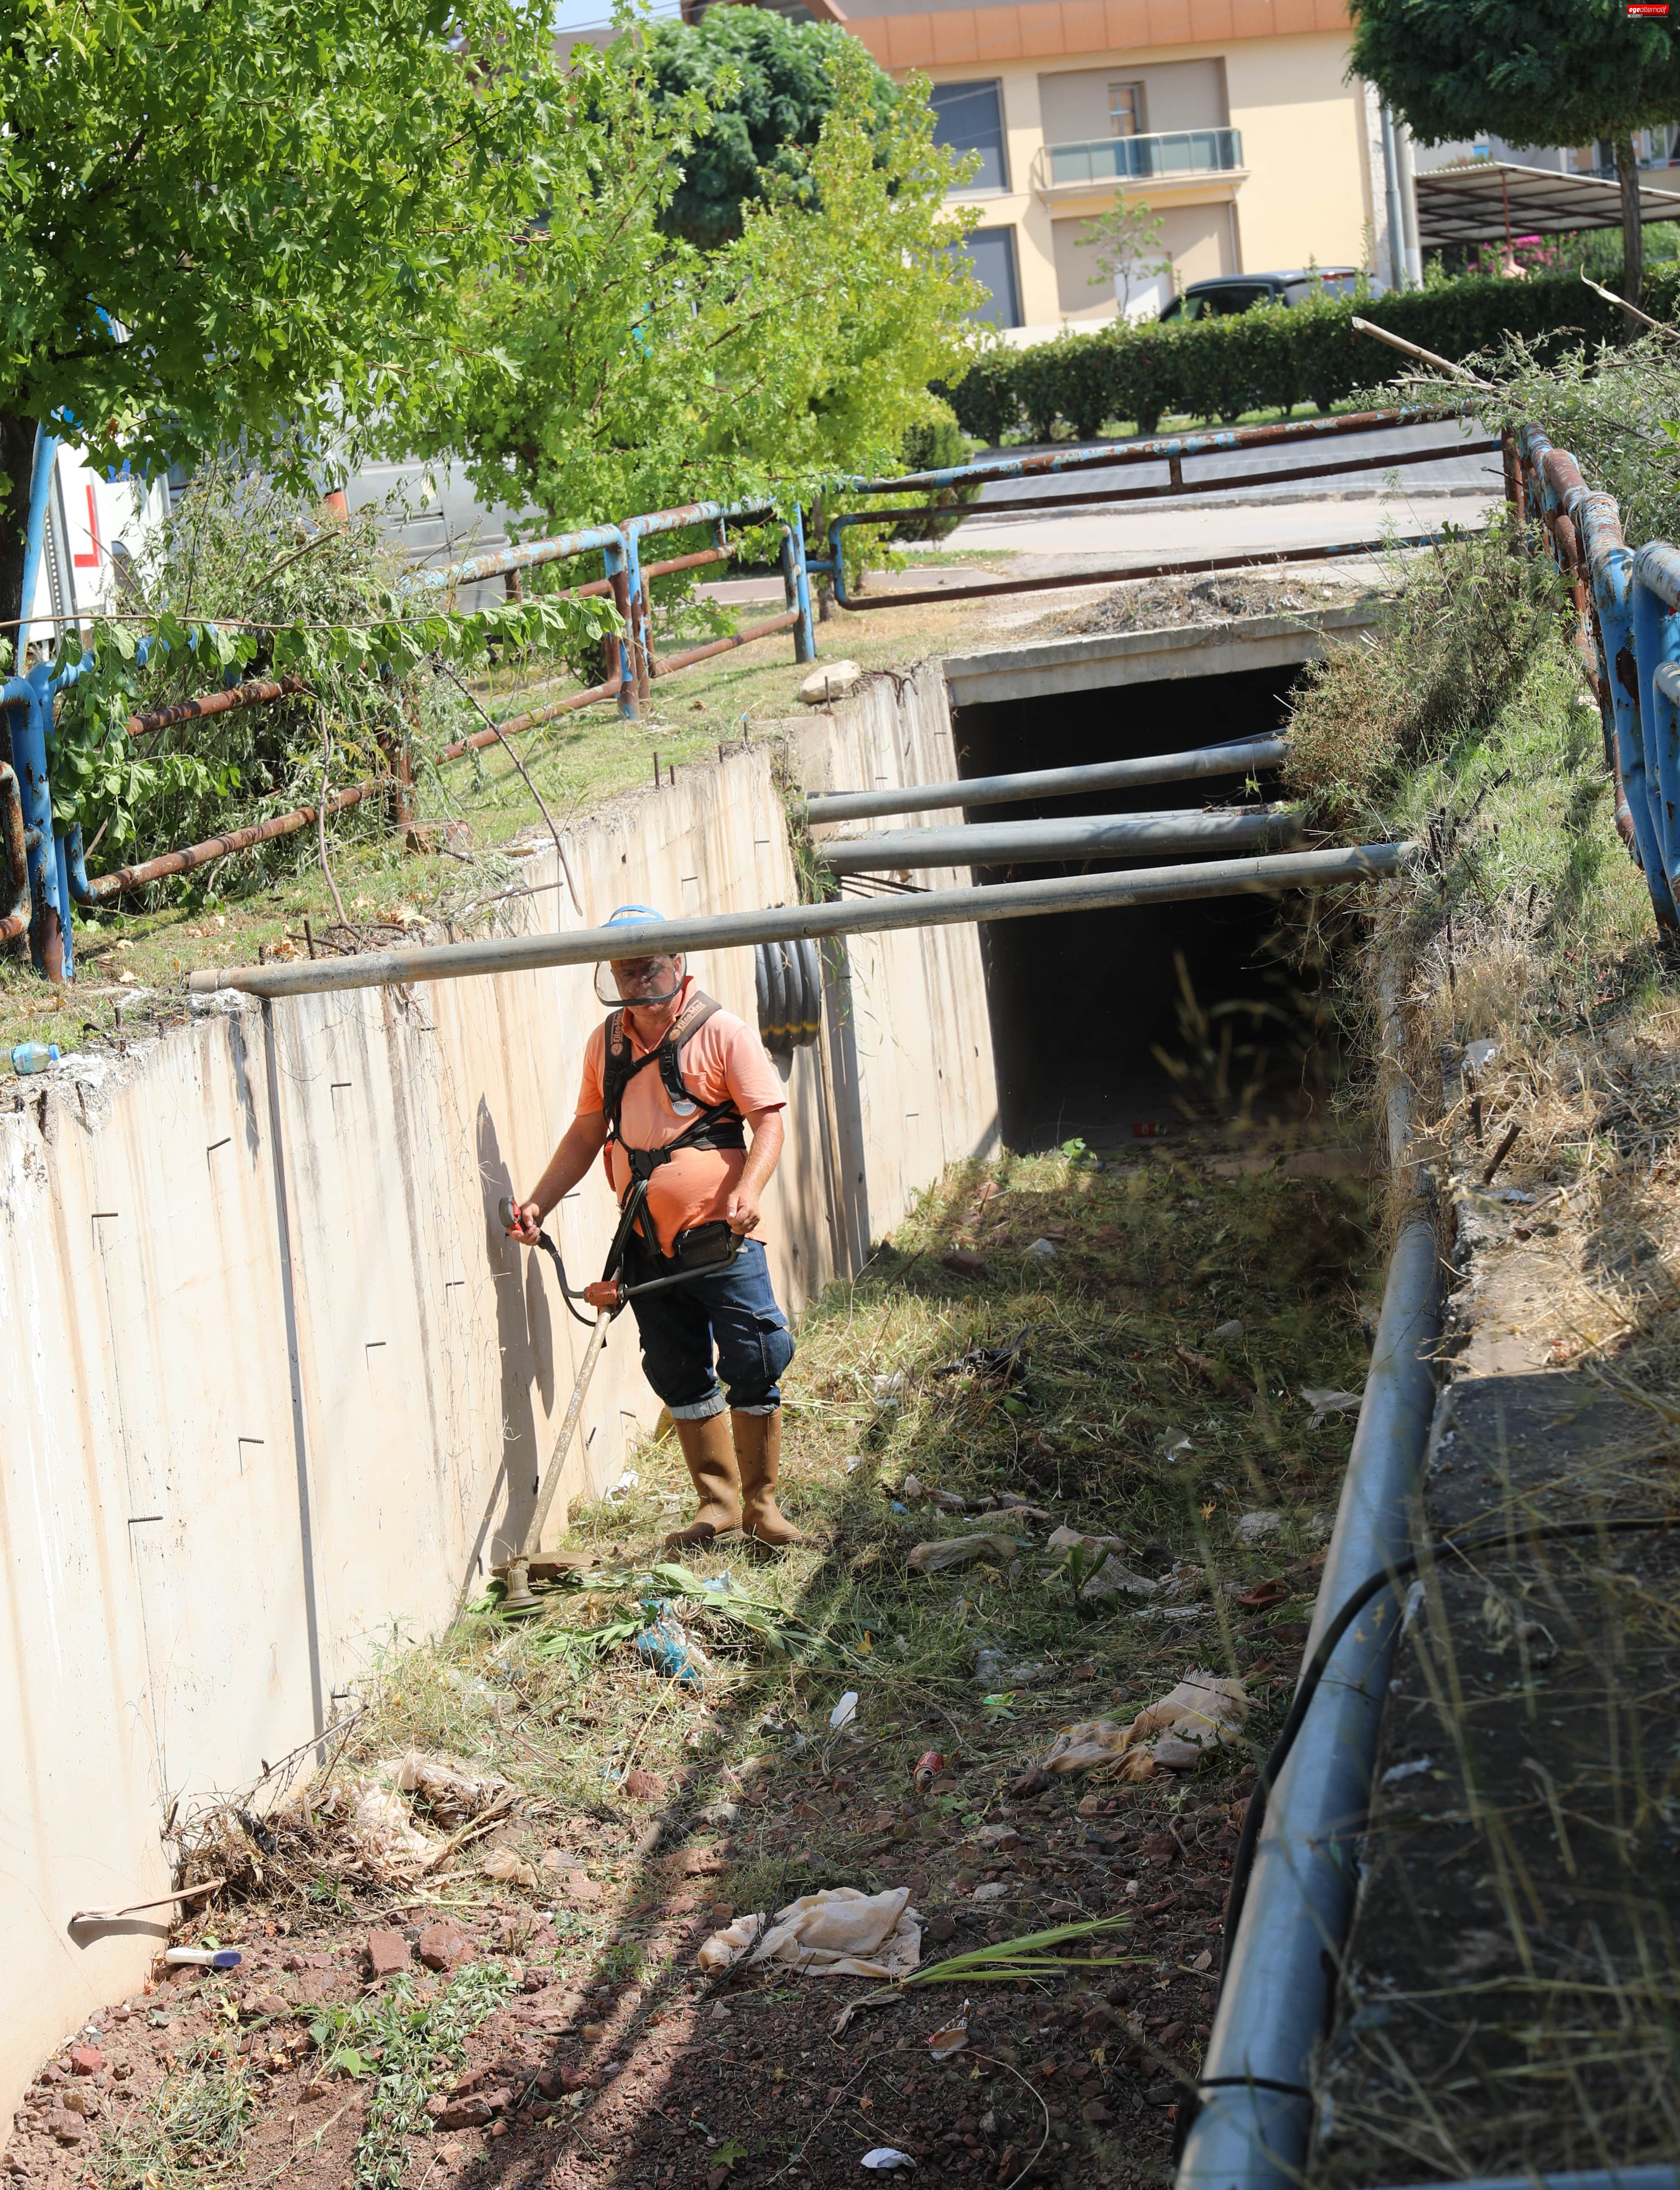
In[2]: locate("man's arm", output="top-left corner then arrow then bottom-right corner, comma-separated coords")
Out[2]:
726,1105 -> 785,1236
507,1112 -> 609,1241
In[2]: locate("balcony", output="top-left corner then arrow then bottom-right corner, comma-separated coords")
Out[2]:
1035,128 -> 1244,193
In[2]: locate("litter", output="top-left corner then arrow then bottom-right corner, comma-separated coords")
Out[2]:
845,1455 -> 868,1474
913,1750 -> 946,1790
928,2008 -> 969,2059
861,2150 -> 917,2171
1163,1429 -> 1194,1462
1232,1510 -> 1285,1544
1041,1672 -> 1248,1781
350,1771 -> 445,1874
907,1532 -> 1025,1573
604,1469 -> 639,1502
481,1847 -> 539,1889
1078,1554 -> 1160,1601
1045,1523 -> 1125,1555
988,1495 -> 1055,1521
697,1885 -> 922,1980
971,1882 -> 1010,1903
1209,1318 -> 1244,1343
1381,1754 -> 1434,1787
395,1752 -> 507,1830
1300,1386 -> 1363,1428
635,1603 -> 711,1686
933,1328 -> 1031,1387
163,1947 -> 242,1969
1025,1238 -> 1057,1261
872,1373 -> 905,1406
830,1692 -> 860,1732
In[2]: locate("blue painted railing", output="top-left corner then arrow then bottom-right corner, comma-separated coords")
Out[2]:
1515,421 -> 1680,934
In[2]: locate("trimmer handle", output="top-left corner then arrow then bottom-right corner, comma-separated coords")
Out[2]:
498,1193 -> 523,1235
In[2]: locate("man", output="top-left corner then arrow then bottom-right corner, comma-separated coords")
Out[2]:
506,906 -> 802,1550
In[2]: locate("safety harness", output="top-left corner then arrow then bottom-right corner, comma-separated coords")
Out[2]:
600,988 -> 745,1269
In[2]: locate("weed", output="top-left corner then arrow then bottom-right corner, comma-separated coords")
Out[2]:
308,1959 -> 516,2190
96,2039 -> 253,2190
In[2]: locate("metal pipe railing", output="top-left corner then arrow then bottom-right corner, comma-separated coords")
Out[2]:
1512,422 -> 1680,932
805,736 -> 1291,825
185,839 -> 1416,1000
1177,962 -> 1441,2190
0,760 -> 32,944
817,805 -> 1301,874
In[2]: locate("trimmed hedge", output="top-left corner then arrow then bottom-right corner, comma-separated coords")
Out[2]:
942,266 -> 1680,444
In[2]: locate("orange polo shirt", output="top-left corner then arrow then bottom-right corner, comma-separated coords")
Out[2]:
576,980 -> 786,1255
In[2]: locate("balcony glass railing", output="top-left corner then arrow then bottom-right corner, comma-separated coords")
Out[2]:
1043,127 -> 1243,187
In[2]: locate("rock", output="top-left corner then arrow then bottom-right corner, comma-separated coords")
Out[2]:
67,2048 -> 105,2078
624,1769 -> 664,1802
418,1923 -> 476,1973
1208,1318 -> 1244,1343
557,1870 -> 604,1904
707,1901 -> 734,1926
1024,1237 -> 1057,1261
1081,2098 -> 1114,2126
940,1250 -> 988,1277
974,1825 -> 1021,1852
1233,1511 -> 1284,1545
481,2088 -> 515,2114
425,2095 -> 448,2119
252,1994 -> 290,2020
366,1928 -> 411,1978
436,2097 -> 493,2132
927,1915 -> 957,1943
799,659 -> 863,706
971,1882 -> 1010,1904
42,2111 -> 83,2145
54,2089 -> 90,2118
1010,1767 -> 1051,1798
558,2066 -> 598,2093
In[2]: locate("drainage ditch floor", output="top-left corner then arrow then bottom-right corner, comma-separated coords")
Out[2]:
8,1125 -> 1380,2190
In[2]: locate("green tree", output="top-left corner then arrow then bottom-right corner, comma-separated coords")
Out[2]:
1350,0 -> 1680,316
405,35 -> 982,530
0,0 -> 561,628
1074,196 -> 1169,314
641,9 -> 905,248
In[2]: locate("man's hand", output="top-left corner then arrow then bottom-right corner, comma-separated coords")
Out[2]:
725,1185 -> 762,1236
506,1199 -> 543,1245
583,1279 -> 624,1310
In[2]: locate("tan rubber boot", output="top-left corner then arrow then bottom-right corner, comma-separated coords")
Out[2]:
732,1409 -> 803,1548
665,1413 -> 742,1550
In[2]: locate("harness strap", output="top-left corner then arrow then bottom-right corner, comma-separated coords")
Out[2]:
599,989 -> 746,1256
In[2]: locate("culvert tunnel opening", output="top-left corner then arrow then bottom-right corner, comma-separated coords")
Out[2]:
955,656 -> 1338,1149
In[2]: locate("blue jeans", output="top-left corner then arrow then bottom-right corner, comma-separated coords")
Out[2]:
626,1235 -> 795,1419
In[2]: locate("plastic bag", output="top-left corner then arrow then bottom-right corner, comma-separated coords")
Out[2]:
1042,1671 -> 1248,1780
697,1885 -> 922,1980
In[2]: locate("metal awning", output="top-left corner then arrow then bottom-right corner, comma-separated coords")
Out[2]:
1415,160 -> 1680,246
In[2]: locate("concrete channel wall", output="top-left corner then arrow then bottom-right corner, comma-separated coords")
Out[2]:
0,659 -> 998,2114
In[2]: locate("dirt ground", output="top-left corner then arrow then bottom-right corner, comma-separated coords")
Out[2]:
4,1114 -> 1381,2190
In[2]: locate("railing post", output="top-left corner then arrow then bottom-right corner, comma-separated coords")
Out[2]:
782,507 -> 817,665
603,541 -> 640,722
3,675 -> 66,981
622,523 -> 651,706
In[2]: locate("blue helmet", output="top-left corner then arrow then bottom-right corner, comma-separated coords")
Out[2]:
595,904 -> 684,1006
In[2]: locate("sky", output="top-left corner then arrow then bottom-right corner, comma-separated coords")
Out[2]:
551,0 -> 683,44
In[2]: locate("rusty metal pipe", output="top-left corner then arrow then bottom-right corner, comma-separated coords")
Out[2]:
837,533 -> 1446,614
128,675 -> 307,740
0,761 -> 30,942
654,609 -> 801,677
834,438 -> 1502,531
76,783 -> 381,899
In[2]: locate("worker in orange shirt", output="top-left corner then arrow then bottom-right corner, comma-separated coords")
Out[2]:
506,907 -> 801,1551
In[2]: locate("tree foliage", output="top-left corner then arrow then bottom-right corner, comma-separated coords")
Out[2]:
1349,0 -> 1680,305
641,9 -> 905,247
0,0 -> 561,620
399,33 -> 983,533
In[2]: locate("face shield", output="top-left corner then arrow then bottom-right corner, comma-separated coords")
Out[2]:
594,951 -> 685,1010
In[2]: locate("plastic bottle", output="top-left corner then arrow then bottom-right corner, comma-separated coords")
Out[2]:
9,1042 -> 60,1075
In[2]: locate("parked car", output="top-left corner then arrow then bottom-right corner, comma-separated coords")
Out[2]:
1155,269 -> 1369,321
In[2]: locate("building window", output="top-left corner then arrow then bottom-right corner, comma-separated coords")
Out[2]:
961,226 -> 1022,328
931,81 -> 1009,193
1108,82 -> 1144,138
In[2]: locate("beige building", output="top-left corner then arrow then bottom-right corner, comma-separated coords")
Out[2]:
808,0 -> 1397,339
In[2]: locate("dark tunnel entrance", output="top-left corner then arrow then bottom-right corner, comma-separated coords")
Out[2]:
955,657 -> 1335,1149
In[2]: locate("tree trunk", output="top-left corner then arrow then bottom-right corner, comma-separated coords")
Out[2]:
1616,132 -> 1645,334
0,408 -> 38,673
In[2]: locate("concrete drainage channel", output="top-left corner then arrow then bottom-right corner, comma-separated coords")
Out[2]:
5,599 -> 1436,2132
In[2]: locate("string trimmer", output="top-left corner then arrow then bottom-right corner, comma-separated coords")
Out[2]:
495,1190 -> 743,1610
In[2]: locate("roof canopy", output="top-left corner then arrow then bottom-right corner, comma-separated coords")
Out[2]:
1415,160 -> 1680,247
